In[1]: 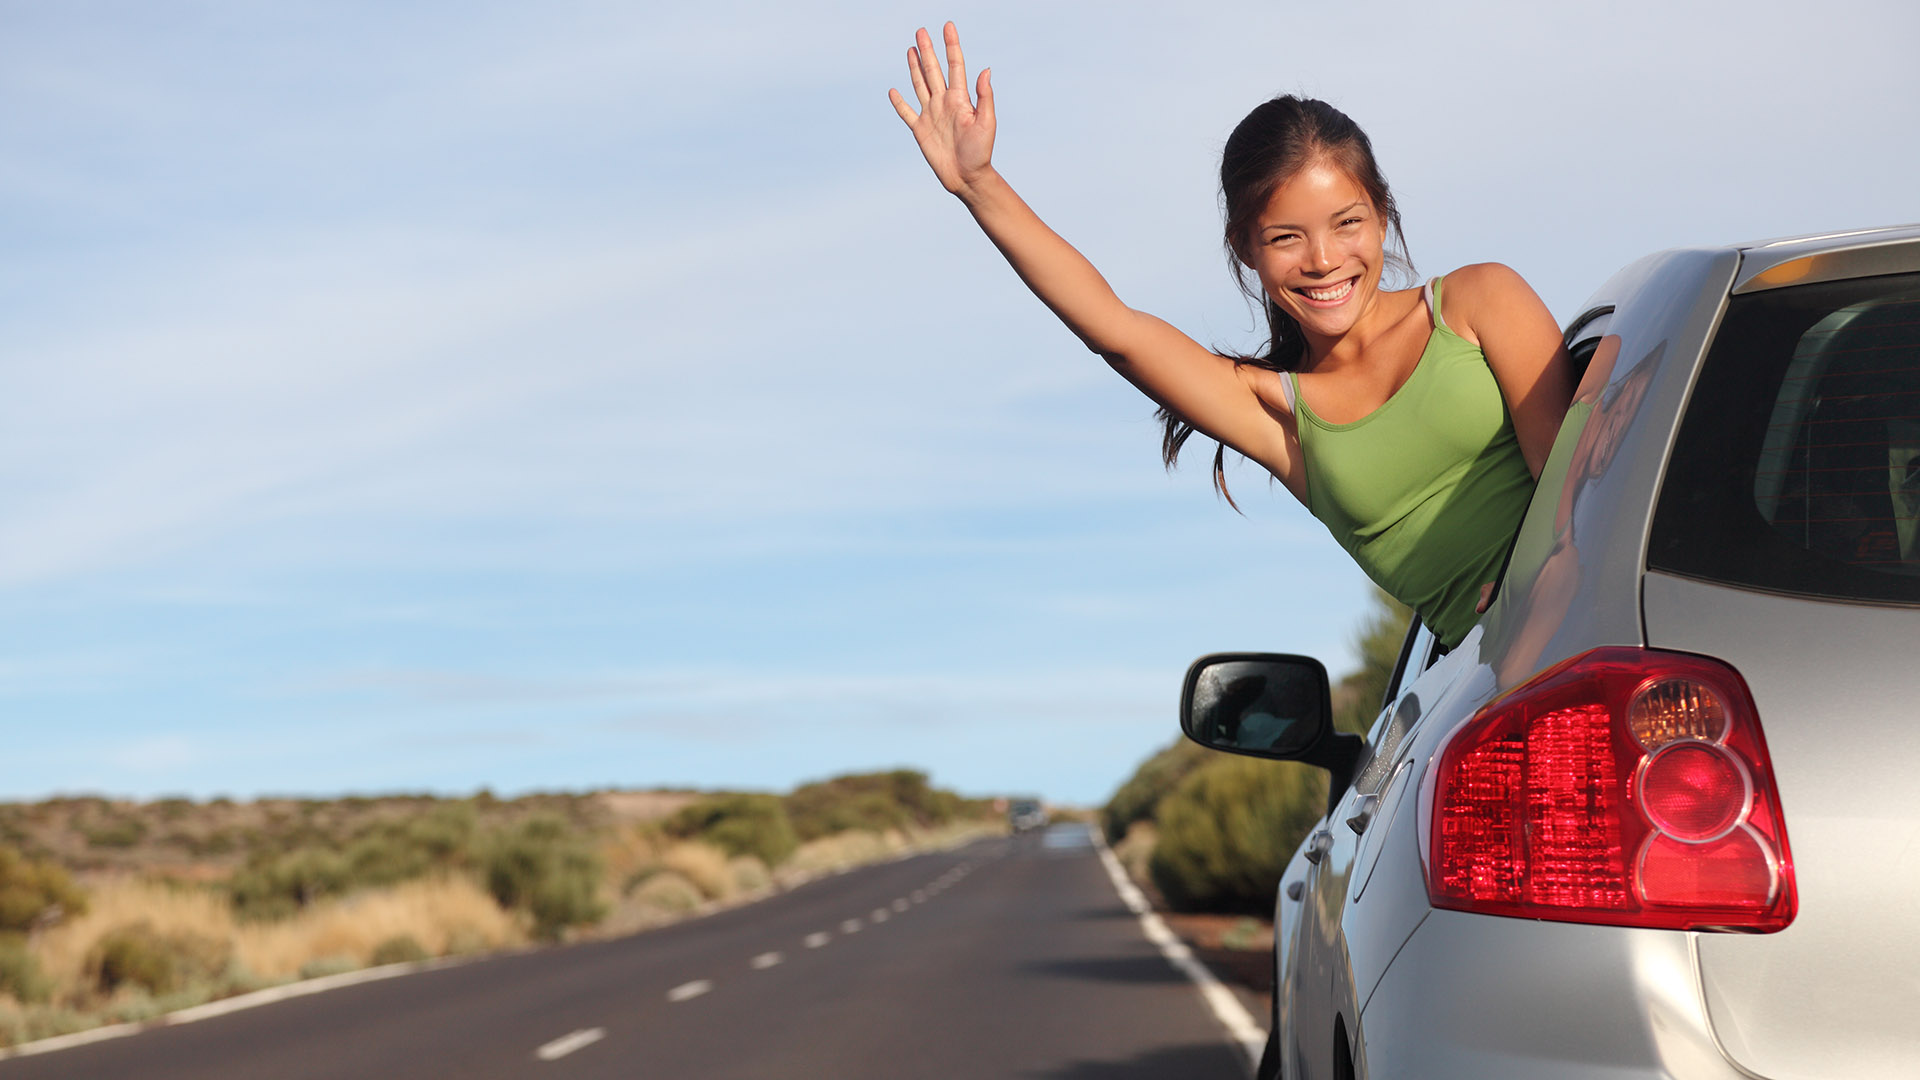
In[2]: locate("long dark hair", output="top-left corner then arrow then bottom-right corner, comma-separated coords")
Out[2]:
1159,95 -> 1412,510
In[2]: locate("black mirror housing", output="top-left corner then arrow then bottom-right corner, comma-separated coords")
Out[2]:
1179,652 -> 1365,810
1180,652 -> 1332,758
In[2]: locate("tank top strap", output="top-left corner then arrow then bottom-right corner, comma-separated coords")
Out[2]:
1282,369 -> 1299,412
1424,275 -> 1452,334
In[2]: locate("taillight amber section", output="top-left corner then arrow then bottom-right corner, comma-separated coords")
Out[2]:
1428,648 -> 1795,932
1629,677 -> 1728,749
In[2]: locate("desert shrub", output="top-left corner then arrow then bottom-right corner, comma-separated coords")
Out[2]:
1149,756 -> 1327,913
0,936 -> 50,1004
85,921 -> 232,995
728,855 -> 771,894
628,871 -> 702,916
370,934 -> 430,966
0,847 -> 87,933
785,770 -> 964,841
665,795 -> 796,868
228,849 -> 352,919
1101,737 -> 1214,842
480,816 -> 606,940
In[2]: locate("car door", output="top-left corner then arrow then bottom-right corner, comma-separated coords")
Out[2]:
1287,616 -> 1433,1077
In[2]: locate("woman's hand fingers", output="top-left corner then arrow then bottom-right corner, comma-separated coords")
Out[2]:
916,26 -> 948,98
974,67 -> 993,127
905,44 -> 931,111
888,86 -> 918,127
943,22 -> 967,101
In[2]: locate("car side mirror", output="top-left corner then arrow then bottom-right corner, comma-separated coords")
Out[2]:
1180,652 -> 1365,810
1180,653 -> 1331,758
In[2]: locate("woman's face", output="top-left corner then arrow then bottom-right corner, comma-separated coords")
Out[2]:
1245,160 -> 1385,341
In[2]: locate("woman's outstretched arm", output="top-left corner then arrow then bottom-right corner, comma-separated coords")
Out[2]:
887,23 -> 1295,482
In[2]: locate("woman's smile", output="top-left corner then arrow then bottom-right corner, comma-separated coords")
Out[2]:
1293,275 -> 1360,307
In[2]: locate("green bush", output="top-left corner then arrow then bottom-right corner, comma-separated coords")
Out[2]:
85,921 -> 232,996
784,770 -> 963,841
1149,756 -> 1327,913
227,849 -> 351,920
82,817 -> 147,850
1334,586 -> 1413,734
665,795 -> 797,867
480,816 -> 606,940
370,935 -> 429,966
0,847 -> 87,933
1101,737 -> 1214,842
0,935 -> 51,1004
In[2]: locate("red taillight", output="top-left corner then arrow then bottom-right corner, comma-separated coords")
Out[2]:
1426,648 -> 1795,931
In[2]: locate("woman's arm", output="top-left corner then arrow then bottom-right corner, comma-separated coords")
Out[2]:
1440,262 -> 1576,478
887,24 -> 1295,480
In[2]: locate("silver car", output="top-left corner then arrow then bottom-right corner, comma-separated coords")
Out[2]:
1182,225 -> 1920,1079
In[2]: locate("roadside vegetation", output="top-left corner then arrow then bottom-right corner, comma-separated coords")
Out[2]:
1105,589 -> 1411,913
0,771 -> 997,1049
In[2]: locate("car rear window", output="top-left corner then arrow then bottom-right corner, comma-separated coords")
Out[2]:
1650,270 -> 1920,604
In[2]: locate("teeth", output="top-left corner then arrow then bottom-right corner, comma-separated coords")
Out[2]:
1302,280 -> 1353,302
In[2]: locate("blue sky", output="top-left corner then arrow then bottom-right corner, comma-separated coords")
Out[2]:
3,0 -> 1916,805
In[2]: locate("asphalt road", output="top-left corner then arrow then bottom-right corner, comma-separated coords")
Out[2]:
3,826 -> 1250,1079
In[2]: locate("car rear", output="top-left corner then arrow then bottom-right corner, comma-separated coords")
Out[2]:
1354,229 -> 1920,1080
1640,244 -> 1920,1079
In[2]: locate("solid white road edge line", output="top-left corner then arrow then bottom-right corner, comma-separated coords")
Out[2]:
751,951 -> 783,969
667,979 -> 714,1002
1092,829 -> 1265,1073
535,1027 -> 607,1061
0,957 -> 451,1060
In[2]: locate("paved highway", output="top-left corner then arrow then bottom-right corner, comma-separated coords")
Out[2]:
3,826 -> 1250,1078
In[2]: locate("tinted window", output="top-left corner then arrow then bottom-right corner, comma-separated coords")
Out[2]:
1650,271 -> 1920,603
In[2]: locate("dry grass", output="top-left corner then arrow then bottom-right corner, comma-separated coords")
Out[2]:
658,842 -> 733,901
727,856 -> 771,895
32,875 -> 523,992
597,825 -> 666,889
780,830 -> 899,879
232,876 -> 521,978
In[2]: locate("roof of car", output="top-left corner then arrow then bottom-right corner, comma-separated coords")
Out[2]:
1731,223 -> 1920,294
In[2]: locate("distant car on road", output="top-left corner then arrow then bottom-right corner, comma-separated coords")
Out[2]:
1007,799 -> 1049,833
1180,225 -> 1920,1080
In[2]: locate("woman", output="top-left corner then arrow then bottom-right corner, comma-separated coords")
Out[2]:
888,24 -> 1574,649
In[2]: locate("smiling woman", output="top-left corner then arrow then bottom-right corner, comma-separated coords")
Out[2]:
888,23 -> 1574,648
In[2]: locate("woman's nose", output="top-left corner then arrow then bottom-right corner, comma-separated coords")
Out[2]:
1304,236 -> 1337,273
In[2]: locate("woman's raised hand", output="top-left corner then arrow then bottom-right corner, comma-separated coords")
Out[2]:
888,22 -> 994,196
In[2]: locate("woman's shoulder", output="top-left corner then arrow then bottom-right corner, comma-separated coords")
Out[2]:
1433,263 -> 1543,346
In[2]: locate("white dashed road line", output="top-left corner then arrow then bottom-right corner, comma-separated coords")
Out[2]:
870,908 -> 890,923
535,1028 -> 606,1061
667,980 -> 713,1003
751,951 -> 783,970
840,918 -> 863,934
892,898 -> 910,912
805,931 -> 832,948
912,889 -> 927,902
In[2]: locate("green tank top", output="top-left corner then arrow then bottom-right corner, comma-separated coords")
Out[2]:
1288,276 -> 1535,648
